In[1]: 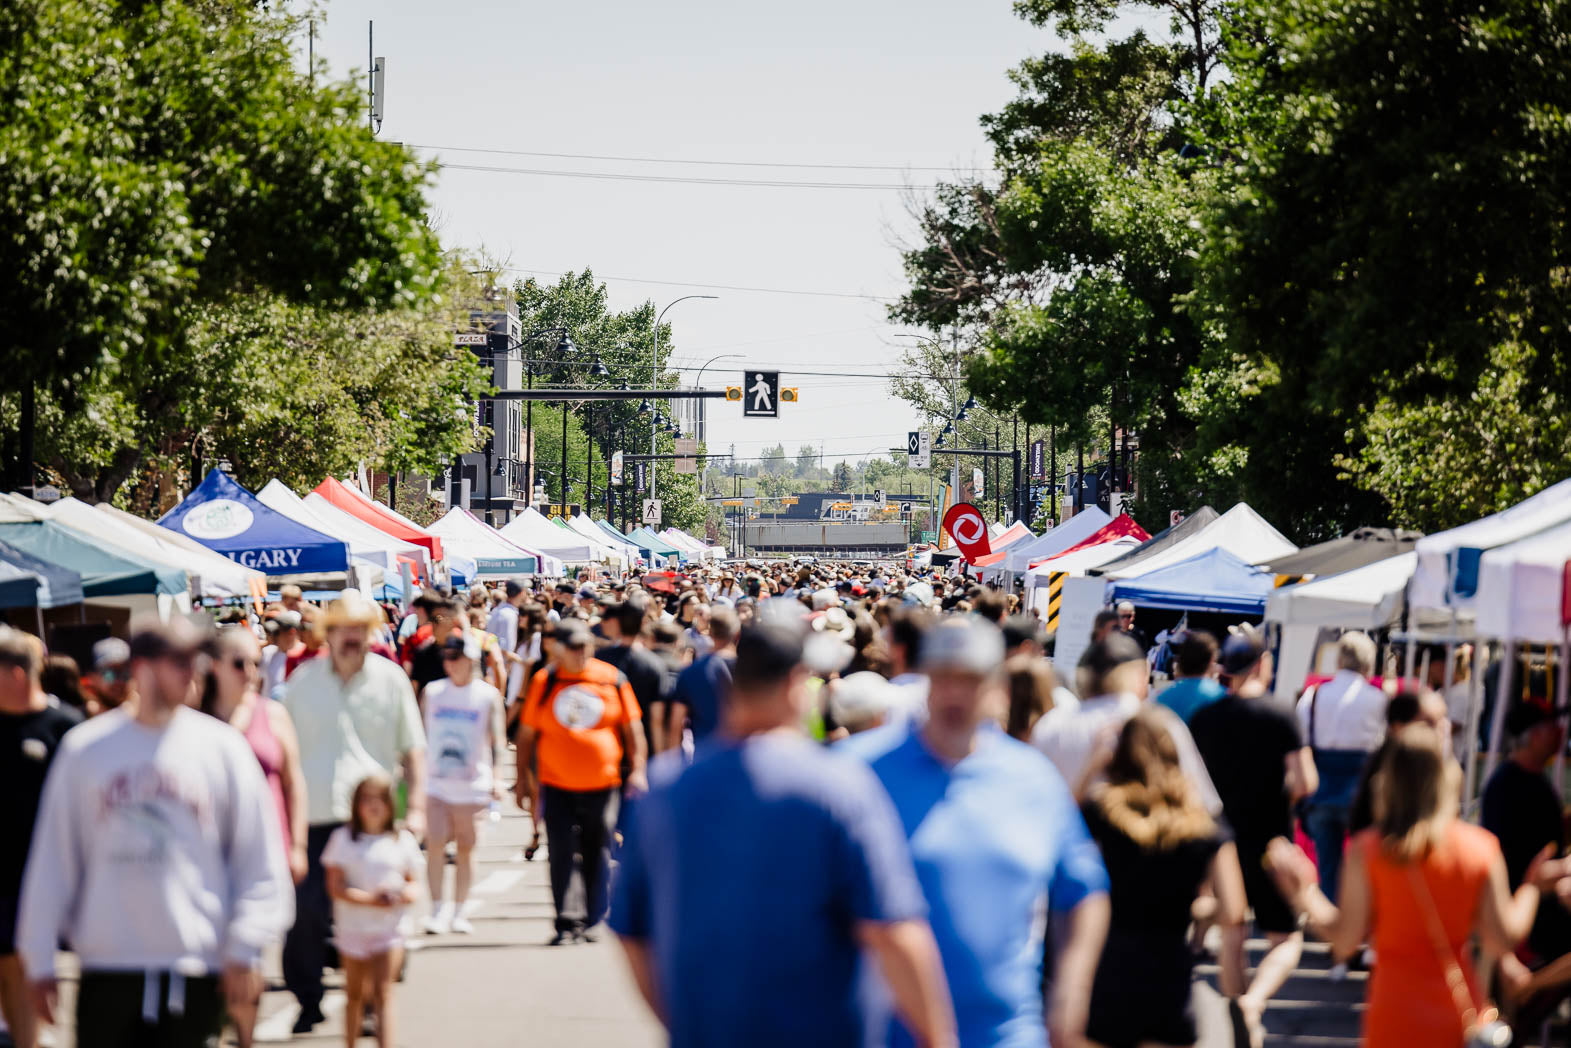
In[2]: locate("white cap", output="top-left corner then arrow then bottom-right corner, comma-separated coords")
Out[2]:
811,588 -> 839,611
829,672 -> 897,729
919,618 -> 1005,675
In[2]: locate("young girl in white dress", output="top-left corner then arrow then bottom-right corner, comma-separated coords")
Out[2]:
322,774 -> 421,1047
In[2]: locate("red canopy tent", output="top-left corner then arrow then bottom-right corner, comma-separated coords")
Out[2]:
1030,514 -> 1150,568
312,477 -> 445,562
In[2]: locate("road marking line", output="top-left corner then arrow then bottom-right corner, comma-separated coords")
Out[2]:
471,870 -> 523,895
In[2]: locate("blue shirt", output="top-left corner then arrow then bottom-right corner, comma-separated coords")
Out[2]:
1156,677 -> 1225,724
610,733 -> 927,1048
840,723 -> 1109,1048
669,652 -> 733,743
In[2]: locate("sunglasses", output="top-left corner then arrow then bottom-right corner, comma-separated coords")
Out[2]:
230,657 -> 259,670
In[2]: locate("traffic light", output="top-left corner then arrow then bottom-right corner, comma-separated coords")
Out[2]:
725,386 -> 742,402
780,387 -> 799,403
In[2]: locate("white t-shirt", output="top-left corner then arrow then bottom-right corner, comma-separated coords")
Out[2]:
321,826 -> 421,941
1297,670 -> 1386,751
261,644 -> 289,700
485,603 -> 519,656
423,679 -> 502,805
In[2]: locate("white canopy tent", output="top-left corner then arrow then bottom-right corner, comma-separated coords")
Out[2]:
499,508 -> 594,566
566,514 -> 642,567
1099,503 -> 1297,581
1474,520 -> 1571,645
993,508 -> 1113,578
255,481 -> 431,579
1024,537 -> 1143,615
428,508 -> 564,578
1410,476 -> 1571,615
550,517 -> 627,570
44,497 -> 262,600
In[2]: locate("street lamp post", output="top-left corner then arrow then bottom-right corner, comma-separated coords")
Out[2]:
692,351 -> 741,508
514,327 -> 573,513
649,295 -> 718,500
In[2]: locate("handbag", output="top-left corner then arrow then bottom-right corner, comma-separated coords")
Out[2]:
1408,865 -> 1513,1047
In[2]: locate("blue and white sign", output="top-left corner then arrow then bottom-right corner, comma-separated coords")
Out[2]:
159,469 -> 349,575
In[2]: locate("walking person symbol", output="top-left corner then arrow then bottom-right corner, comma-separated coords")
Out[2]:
749,374 -> 773,412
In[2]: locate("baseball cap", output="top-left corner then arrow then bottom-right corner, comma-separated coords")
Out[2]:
127,616 -> 211,662
901,581 -> 935,607
273,610 -> 302,631
441,631 -> 483,661
92,637 -> 131,671
1219,632 -> 1268,676
811,588 -> 839,611
1506,699 -> 1570,737
552,620 -> 594,649
828,671 -> 897,728
578,585 -> 597,599
919,619 -> 1006,675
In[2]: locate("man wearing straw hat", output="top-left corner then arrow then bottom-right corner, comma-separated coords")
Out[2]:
282,593 -> 427,1035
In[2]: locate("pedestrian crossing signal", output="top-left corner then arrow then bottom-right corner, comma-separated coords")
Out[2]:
725,387 -> 743,402
780,388 -> 798,403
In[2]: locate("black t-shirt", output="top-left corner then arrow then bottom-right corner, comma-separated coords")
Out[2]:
409,641 -> 447,699
0,702 -> 83,894
597,645 -> 666,751
1082,800 -> 1226,937
1482,760 -> 1571,958
1189,693 -> 1304,843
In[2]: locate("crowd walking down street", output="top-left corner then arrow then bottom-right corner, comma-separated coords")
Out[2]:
10,558 -> 1571,1048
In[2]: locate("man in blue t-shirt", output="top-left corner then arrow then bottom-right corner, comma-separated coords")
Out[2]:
663,606 -> 738,751
610,620 -> 956,1048
841,618 -> 1110,1048
1156,629 -> 1226,724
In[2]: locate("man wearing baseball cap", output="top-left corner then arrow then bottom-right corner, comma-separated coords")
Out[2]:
1188,630 -> 1316,1035
840,618 -> 1110,1048
515,620 -> 646,944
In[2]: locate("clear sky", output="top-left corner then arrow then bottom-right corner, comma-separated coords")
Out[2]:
308,0 -> 1051,466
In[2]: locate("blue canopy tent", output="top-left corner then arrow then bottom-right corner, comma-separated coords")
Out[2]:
0,538 -> 85,608
1109,547 -> 1275,617
160,469 -> 348,575
629,527 -> 686,564
596,519 -> 661,566
0,522 -> 184,597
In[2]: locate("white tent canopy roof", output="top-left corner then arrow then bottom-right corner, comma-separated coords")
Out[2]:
995,508 -> 1113,576
566,514 -> 641,566
429,508 -> 564,577
1410,476 -> 1571,614
1100,503 -> 1296,581
499,508 -> 595,565
44,497 -> 260,599
255,481 -> 428,575
1474,519 -> 1571,643
1027,536 -> 1145,579
1266,551 -> 1417,631
553,517 -> 627,569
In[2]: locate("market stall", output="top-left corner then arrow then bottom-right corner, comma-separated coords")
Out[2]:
499,508 -> 596,567
428,507 -> 551,578
1109,547 -> 1276,617
1095,503 -> 1296,580
259,480 -> 430,580
989,508 -> 1113,578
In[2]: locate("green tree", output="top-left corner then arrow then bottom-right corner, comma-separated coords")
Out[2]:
759,444 -> 789,475
795,445 -> 820,477
832,461 -> 855,491
1,0 -> 442,490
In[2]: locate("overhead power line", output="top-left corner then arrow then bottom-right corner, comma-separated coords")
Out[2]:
498,266 -> 894,302
440,160 -> 935,191
408,142 -> 991,175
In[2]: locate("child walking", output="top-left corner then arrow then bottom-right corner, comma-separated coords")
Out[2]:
322,775 -> 422,1047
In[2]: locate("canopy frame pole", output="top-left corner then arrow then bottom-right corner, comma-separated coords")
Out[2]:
1463,642 -> 1487,806
1403,605 -> 1419,680
1480,639 -> 1517,795
1557,636 -> 1570,802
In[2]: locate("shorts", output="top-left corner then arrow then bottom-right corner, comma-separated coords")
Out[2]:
428,798 -> 486,849
1238,838 -> 1299,935
334,928 -> 404,961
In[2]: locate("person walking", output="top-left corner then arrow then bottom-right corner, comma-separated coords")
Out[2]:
598,598 -> 672,756
610,619 -> 957,1048
1188,631 -> 1318,1041
842,618 -> 1110,1048
420,632 -> 504,936
1081,708 -> 1248,1048
1296,631 -> 1387,903
1269,722 -> 1571,1047
18,618 -> 292,1048
323,775 -> 421,1048
514,620 -> 647,944
665,604 -> 739,752
0,629 -> 81,1048
200,627 -> 309,1048
1155,629 -> 1224,724
282,595 -> 426,1035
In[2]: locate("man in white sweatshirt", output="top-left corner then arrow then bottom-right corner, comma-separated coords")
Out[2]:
17,618 -> 292,1047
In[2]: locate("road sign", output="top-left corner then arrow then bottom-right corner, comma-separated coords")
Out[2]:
908,431 -> 932,470
742,371 -> 779,418
610,450 -> 625,486
873,489 -> 886,507
452,332 -> 488,346
674,438 -> 698,475
1030,439 -> 1045,479
642,499 -> 662,525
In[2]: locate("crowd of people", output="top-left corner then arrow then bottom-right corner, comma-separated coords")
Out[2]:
3,557 -> 1571,1048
